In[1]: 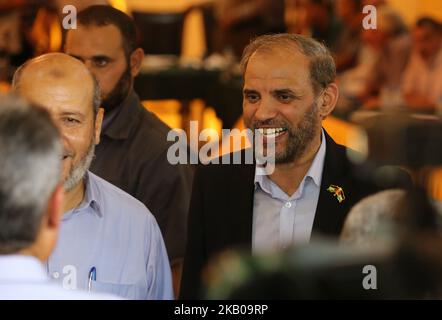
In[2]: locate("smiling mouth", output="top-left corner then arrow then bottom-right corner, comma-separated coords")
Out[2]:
257,127 -> 288,139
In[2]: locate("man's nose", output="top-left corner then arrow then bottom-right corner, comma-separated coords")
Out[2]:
82,59 -> 92,70
254,97 -> 277,121
83,60 -> 98,76
53,119 -> 69,144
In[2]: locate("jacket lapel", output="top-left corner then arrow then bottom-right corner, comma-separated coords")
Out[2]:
220,152 -> 256,252
313,131 -> 352,236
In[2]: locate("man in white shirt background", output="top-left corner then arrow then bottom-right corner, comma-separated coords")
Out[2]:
402,17 -> 442,110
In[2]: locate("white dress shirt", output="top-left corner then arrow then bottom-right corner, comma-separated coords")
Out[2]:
0,255 -> 117,300
252,131 -> 326,253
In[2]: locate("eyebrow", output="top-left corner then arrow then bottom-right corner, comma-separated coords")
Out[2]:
272,88 -> 297,95
243,88 -> 259,95
68,54 -> 84,62
90,55 -> 112,61
59,111 -> 86,119
244,88 -> 302,96
68,54 -> 112,62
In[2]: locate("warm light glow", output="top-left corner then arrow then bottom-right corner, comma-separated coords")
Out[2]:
109,0 -> 128,13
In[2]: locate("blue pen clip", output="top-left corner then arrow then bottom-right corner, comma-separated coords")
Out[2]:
87,267 -> 96,292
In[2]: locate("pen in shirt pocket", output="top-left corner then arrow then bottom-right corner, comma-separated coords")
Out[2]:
88,266 -> 96,292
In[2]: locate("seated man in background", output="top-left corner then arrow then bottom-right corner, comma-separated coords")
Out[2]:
402,17 -> 442,110
12,53 -> 173,300
0,95 -> 115,299
63,5 -> 194,295
338,4 -> 410,112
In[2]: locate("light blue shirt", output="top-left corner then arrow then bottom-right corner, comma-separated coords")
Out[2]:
0,255 -> 118,300
252,131 -> 326,253
47,171 -> 173,300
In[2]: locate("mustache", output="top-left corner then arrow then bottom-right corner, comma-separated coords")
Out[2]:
251,119 -> 291,129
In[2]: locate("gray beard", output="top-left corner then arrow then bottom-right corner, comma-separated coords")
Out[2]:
63,142 -> 95,192
251,101 -> 320,165
275,102 -> 319,164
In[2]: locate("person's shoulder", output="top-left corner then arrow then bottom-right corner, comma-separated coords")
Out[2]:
134,102 -> 173,147
325,137 -> 412,190
324,134 -> 352,163
0,283 -> 120,300
195,149 -> 255,175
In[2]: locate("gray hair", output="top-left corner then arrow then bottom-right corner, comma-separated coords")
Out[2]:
11,59 -> 102,118
340,189 -> 406,248
0,95 -> 61,253
240,33 -> 336,95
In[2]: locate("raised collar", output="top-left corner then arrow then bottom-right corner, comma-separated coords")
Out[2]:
63,171 -> 103,220
254,130 -> 326,193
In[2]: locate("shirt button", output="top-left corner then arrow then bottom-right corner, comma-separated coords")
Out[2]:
285,202 -> 292,208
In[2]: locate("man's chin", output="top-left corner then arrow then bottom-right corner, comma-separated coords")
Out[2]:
259,143 -> 286,157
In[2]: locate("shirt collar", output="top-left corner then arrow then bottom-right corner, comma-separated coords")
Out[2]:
0,255 -> 48,282
101,90 -> 141,140
254,129 -> 327,192
305,129 -> 326,187
64,171 -> 103,219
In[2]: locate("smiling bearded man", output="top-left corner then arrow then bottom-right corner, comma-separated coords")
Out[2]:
180,33 -> 411,299
12,53 -> 173,300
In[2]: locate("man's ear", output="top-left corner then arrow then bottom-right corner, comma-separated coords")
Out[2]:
46,185 -> 63,229
94,108 -> 104,145
130,48 -> 144,77
318,83 -> 339,120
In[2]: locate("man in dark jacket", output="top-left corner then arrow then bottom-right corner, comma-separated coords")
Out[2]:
180,33 -> 409,299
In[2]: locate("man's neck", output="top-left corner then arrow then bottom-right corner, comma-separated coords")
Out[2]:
63,180 -> 85,213
269,134 -> 322,196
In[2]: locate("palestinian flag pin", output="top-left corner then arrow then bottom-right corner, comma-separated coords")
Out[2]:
327,185 -> 345,203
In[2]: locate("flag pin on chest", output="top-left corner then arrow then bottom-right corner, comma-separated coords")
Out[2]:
327,185 -> 345,203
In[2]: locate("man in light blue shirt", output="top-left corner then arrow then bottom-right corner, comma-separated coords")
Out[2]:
13,53 -> 173,300
0,95 -> 115,300
47,171 -> 172,299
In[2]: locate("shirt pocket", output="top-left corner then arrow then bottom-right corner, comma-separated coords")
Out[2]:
91,280 -> 144,300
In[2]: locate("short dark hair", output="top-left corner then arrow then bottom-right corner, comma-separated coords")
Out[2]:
0,95 -> 61,254
241,33 -> 336,95
75,5 -> 138,59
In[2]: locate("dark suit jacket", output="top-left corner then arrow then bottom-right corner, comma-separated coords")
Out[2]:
180,130 -> 408,299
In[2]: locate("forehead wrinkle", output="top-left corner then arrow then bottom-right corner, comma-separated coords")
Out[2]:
66,24 -> 125,56
20,58 -> 94,89
245,50 -> 313,95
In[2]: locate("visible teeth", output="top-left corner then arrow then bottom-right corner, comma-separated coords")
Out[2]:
257,128 -> 286,136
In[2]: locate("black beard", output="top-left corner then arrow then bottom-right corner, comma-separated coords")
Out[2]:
101,67 -> 132,112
